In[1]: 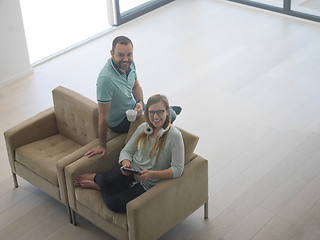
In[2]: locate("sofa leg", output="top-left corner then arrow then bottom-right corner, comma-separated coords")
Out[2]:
12,171 -> 18,188
204,201 -> 208,219
71,209 -> 77,226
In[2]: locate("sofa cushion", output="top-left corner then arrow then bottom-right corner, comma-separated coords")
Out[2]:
75,188 -> 128,230
15,134 -> 81,185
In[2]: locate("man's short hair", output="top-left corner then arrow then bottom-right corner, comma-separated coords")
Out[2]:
112,36 -> 133,52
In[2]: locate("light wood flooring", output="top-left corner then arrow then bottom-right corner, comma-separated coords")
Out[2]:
1,0 -> 320,239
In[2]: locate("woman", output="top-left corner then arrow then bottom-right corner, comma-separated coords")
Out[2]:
74,94 -> 185,213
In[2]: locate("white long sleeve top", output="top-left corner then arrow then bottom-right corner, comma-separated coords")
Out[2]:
119,122 -> 185,190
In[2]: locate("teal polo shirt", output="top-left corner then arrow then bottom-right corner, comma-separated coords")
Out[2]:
96,58 -> 137,127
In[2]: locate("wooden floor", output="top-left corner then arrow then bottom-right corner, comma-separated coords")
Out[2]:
1,0 -> 320,239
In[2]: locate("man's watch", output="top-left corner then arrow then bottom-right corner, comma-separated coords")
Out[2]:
137,99 -> 144,105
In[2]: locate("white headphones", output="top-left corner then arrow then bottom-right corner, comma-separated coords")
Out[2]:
144,124 -> 170,138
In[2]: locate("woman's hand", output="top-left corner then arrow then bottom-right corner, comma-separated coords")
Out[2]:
120,160 -> 132,176
137,169 -> 152,181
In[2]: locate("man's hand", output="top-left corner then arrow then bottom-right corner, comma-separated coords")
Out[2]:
135,101 -> 143,116
84,145 -> 107,158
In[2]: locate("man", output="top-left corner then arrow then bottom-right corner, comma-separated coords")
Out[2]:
85,36 -> 181,158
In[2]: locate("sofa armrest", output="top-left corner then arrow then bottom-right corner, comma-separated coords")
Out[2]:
65,134 -> 127,209
57,138 -> 99,205
4,107 -> 58,171
126,156 -> 208,240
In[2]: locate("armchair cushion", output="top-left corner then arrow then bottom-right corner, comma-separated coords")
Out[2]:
15,134 -> 81,185
65,134 -> 127,210
4,107 -> 57,171
75,188 -> 128,230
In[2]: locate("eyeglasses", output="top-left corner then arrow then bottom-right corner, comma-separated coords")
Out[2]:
148,110 -> 165,116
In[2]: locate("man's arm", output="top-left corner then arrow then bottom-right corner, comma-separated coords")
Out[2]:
132,79 -> 144,116
98,102 -> 110,147
85,102 -> 110,157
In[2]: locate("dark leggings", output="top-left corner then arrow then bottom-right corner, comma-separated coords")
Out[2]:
94,165 -> 146,213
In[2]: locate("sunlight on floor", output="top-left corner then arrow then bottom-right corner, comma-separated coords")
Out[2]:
20,0 -> 319,64
20,0 -> 110,63
20,0 -> 151,64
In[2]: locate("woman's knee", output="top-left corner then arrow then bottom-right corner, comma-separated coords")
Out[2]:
95,165 -> 123,191
94,173 -> 110,190
106,196 -> 126,213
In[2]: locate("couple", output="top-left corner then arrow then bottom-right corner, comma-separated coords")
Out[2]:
74,94 -> 185,213
85,35 -> 182,158
74,35 -> 184,213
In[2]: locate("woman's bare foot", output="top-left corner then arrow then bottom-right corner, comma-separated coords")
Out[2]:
79,180 -> 100,190
74,173 -> 96,186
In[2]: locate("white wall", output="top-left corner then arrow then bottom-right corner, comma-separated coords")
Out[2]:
0,0 -> 32,86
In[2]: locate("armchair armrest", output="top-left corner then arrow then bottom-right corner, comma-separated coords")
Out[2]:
4,107 -> 58,171
65,134 -> 127,209
127,156 -> 208,240
57,138 -> 99,205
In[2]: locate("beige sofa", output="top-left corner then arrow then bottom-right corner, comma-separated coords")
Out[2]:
65,116 -> 208,240
4,86 -> 119,221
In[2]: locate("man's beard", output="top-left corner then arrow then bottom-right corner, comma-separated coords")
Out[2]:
118,60 -> 131,71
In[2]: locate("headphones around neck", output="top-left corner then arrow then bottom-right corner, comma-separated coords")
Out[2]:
144,124 -> 170,138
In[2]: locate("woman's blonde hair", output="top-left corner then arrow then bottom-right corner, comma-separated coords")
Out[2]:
135,94 -> 171,161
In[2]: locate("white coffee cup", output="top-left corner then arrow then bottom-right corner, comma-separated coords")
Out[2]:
126,109 -> 137,122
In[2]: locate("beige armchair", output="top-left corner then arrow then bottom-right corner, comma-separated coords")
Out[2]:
65,116 -> 208,240
4,86 -> 119,221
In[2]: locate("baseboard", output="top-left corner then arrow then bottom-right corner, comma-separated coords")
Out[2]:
0,68 -> 34,87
